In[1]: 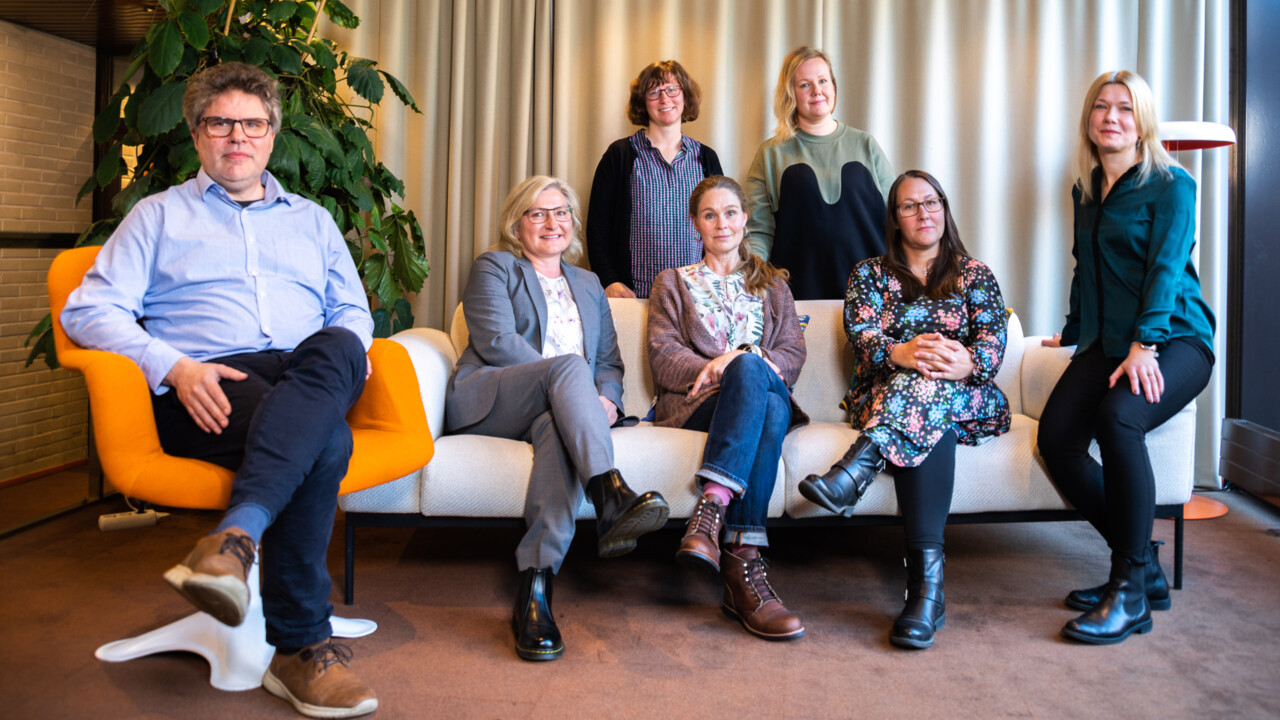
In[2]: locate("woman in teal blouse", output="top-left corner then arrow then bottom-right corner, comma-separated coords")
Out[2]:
1039,71 -> 1215,646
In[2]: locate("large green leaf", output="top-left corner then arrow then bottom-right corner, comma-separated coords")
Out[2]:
269,130 -> 302,183
361,253 -> 398,308
292,116 -> 344,163
137,81 -> 188,136
93,86 -> 129,144
266,1 -> 298,22
309,40 -> 337,70
243,36 -> 271,66
96,146 -> 121,188
148,21 -> 184,76
295,136 -> 327,190
177,11 -> 210,50
346,60 -> 383,103
323,0 -> 360,29
188,0 -> 223,13
111,173 -> 152,217
380,69 -> 420,113
270,44 -> 305,75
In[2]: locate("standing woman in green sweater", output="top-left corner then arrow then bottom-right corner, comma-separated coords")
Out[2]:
1038,70 -> 1215,645
744,46 -> 895,300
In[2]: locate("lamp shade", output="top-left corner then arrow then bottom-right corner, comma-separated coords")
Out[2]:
1159,120 -> 1237,151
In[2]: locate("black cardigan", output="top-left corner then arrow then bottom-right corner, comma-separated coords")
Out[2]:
585,135 -> 723,293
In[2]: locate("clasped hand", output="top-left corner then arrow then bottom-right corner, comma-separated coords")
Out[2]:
891,333 -> 974,381
689,349 -> 783,397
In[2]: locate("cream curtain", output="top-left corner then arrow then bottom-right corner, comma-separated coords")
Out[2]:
330,0 -> 1229,486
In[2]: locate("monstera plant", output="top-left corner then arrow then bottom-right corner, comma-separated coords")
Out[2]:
26,0 -> 427,367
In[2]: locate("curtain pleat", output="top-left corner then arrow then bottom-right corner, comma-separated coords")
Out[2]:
325,0 -> 1229,486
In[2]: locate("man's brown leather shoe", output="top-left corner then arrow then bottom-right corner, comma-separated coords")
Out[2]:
720,546 -> 805,640
162,526 -> 255,627
676,494 -> 725,572
263,640 -> 378,718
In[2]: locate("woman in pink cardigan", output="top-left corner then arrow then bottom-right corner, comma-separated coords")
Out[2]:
647,175 -> 809,640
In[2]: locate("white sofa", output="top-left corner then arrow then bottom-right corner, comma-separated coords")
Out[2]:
338,299 -> 1194,601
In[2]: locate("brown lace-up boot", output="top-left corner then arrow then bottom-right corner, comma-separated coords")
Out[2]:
676,494 -> 725,572
263,639 -> 378,718
720,546 -> 805,640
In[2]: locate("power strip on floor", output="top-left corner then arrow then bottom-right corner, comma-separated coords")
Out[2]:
99,509 -> 168,531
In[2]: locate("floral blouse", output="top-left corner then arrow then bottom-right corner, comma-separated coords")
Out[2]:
535,271 -> 584,359
843,256 -> 1010,467
677,262 -> 765,352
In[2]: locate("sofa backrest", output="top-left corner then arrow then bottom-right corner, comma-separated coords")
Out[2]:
452,299 -> 1026,423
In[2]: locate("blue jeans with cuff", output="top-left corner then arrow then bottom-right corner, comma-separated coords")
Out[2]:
682,354 -> 794,548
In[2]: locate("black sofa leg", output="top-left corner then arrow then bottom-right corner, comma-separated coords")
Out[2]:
1173,512 -> 1184,590
345,520 -> 356,605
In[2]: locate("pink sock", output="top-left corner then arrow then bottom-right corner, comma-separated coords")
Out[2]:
702,481 -> 733,507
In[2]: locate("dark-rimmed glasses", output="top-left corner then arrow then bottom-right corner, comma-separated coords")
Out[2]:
200,117 -> 272,138
897,197 -> 944,217
523,206 -> 573,222
645,85 -> 682,101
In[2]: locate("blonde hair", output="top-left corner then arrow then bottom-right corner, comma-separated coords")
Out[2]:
496,176 -> 585,265
1073,70 -> 1178,203
688,175 -> 789,298
772,46 -> 837,140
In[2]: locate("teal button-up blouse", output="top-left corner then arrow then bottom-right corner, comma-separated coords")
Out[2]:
1060,164 -> 1215,359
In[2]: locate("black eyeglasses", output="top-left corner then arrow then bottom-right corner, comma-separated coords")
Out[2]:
897,197 -> 944,217
645,84 -> 682,101
200,116 -> 272,138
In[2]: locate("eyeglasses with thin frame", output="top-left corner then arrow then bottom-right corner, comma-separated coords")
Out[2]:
645,84 -> 682,101
523,206 -> 573,222
200,116 -> 272,138
896,197 -> 944,218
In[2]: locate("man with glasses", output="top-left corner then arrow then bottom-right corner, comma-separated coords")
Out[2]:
62,63 -> 377,719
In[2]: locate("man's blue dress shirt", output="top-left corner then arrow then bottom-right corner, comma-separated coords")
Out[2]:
62,170 -> 373,393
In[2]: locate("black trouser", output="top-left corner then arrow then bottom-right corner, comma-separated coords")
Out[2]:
1037,338 -> 1213,561
892,430 -> 958,551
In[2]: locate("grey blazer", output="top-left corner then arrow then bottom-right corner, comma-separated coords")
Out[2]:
444,250 -> 626,431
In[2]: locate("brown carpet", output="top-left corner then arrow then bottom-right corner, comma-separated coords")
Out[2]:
3,491 -> 1279,719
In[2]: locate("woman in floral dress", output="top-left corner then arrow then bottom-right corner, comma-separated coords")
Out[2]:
648,175 -> 809,641
799,169 -> 1010,649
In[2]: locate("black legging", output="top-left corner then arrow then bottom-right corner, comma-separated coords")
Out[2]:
892,429 -> 958,551
1037,338 -> 1213,560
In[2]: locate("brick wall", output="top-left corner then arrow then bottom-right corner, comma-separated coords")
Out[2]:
0,20 -> 94,481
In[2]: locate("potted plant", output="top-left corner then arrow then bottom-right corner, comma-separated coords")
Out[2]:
27,0 -> 428,367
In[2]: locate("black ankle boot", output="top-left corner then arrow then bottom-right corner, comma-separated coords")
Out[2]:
798,435 -> 884,516
586,469 -> 670,558
513,568 -> 563,661
890,547 -> 946,649
1061,555 -> 1153,645
1065,540 -> 1171,612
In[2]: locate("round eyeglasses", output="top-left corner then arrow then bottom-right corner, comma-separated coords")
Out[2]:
645,84 -> 682,101
200,116 -> 272,138
896,197 -> 944,217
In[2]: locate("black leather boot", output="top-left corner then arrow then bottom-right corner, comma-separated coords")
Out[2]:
1066,540 -> 1170,612
1061,555 -> 1153,644
890,547 -> 946,649
512,567 -> 563,661
586,469 -> 670,558
798,435 -> 884,516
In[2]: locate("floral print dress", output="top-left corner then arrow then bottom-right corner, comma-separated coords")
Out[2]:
843,256 -> 1010,467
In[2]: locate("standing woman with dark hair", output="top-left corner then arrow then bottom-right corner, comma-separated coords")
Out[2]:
648,175 -> 808,640
1039,70 -> 1215,645
798,170 -> 1010,649
587,60 -> 723,299
745,46 -> 895,300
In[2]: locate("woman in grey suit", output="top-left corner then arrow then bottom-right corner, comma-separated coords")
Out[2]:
445,175 -> 670,662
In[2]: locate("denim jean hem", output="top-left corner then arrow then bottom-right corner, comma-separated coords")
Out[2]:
695,466 -> 746,496
724,527 -> 769,548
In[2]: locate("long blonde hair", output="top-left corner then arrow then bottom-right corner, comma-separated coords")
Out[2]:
1073,70 -> 1178,203
772,46 -> 837,140
689,176 -> 788,298
496,176 -> 585,265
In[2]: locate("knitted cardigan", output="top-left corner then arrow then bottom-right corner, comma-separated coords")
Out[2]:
646,267 -> 810,430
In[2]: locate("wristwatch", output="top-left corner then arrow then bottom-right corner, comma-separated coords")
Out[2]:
1136,342 -> 1160,357
736,343 -> 764,358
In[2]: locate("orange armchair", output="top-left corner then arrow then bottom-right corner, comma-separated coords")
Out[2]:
48,246 -> 433,690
